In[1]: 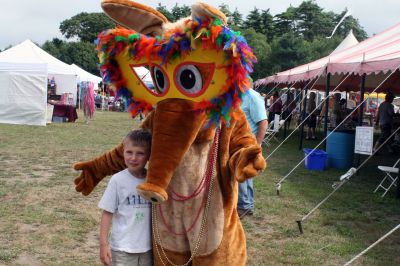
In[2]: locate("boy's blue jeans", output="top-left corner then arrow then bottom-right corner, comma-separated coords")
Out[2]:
237,178 -> 254,210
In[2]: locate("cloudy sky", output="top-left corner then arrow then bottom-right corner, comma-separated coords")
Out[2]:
1,0 -> 399,50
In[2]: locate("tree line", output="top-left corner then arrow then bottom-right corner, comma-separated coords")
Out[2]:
37,0 -> 367,81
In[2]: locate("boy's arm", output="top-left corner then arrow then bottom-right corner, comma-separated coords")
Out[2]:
99,211 -> 113,266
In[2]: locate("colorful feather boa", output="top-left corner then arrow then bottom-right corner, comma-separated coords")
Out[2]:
96,17 -> 256,126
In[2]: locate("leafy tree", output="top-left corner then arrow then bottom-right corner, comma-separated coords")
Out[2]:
42,38 -> 64,59
230,8 -> 243,28
156,3 -> 174,22
59,12 -> 115,43
61,42 -> 100,75
260,9 -> 275,42
268,33 -> 311,73
241,28 -> 271,80
171,4 -> 191,21
273,6 -> 297,37
305,36 -> 342,60
296,0 -> 325,40
243,8 -> 263,33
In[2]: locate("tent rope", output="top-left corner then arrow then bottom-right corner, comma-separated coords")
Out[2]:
343,223 -> 400,266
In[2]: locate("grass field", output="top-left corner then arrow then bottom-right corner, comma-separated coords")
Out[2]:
0,110 -> 399,265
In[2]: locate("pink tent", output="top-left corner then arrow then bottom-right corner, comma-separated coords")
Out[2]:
255,23 -> 400,93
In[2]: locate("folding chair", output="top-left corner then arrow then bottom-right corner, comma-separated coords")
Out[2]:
263,119 -> 285,146
374,158 -> 400,197
263,121 -> 275,145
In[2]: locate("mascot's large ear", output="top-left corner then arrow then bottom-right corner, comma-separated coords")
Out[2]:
191,2 -> 228,25
101,0 -> 168,36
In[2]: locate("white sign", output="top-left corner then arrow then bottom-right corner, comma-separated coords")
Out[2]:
355,126 -> 374,155
273,114 -> 280,132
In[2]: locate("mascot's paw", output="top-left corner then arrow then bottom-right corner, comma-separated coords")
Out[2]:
73,162 -> 98,196
137,183 -> 168,203
230,145 -> 266,183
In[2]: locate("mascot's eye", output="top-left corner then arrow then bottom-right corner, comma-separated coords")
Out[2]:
175,65 -> 203,95
153,66 -> 168,93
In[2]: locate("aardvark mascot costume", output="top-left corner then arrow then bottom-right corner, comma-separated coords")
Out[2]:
73,0 -> 266,265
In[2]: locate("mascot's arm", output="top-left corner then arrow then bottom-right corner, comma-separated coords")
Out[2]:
74,144 -> 125,196
228,110 -> 267,182
74,112 -> 155,196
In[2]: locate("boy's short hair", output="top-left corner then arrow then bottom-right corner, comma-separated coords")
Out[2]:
123,129 -> 151,148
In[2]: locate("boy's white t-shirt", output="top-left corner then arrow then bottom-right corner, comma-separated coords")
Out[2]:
98,169 -> 152,253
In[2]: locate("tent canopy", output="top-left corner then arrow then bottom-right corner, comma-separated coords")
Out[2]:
0,40 -> 76,75
0,39 -> 77,98
330,30 -> 359,55
256,24 -> 400,92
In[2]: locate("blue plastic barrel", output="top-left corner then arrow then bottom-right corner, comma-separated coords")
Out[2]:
326,130 -> 355,169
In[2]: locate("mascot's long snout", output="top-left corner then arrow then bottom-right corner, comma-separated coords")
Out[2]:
136,98 -> 206,203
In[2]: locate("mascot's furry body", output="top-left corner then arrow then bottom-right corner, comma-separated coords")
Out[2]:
74,1 -> 266,265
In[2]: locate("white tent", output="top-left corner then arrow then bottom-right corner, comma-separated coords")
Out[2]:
133,66 -> 153,86
70,63 -> 102,85
0,39 -> 77,126
330,30 -> 359,55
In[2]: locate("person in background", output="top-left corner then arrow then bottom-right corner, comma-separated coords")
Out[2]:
268,91 -> 283,124
330,93 -> 342,128
346,92 -> 357,110
238,87 -> 268,218
98,129 -> 153,266
76,84 -> 80,108
374,93 -> 395,153
283,91 -> 296,128
260,93 -> 268,113
306,92 -> 317,140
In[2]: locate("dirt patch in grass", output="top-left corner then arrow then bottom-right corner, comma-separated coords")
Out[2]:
15,252 -> 41,266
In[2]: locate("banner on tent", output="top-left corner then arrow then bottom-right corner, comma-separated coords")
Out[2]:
354,126 -> 374,155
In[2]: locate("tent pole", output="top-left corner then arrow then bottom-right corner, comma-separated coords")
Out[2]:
356,74 -> 367,170
284,87 -> 290,139
78,84 -> 81,110
323,73 -> 331,151
299,84 -> 309,150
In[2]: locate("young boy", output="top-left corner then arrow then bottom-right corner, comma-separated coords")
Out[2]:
98,129 -> 153,266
